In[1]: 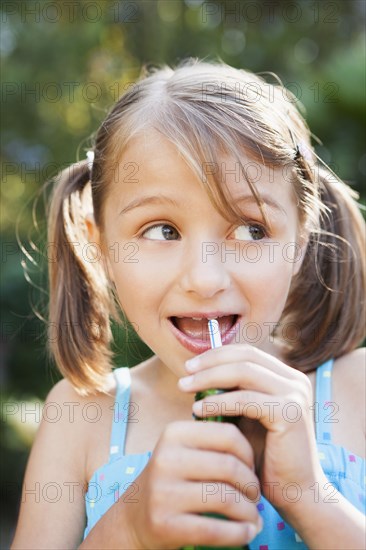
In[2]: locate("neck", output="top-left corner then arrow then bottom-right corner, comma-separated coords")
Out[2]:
260,338 -> 288,363
132,355 -> 194,409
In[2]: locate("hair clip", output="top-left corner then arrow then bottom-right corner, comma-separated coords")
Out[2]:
287,122 -> 313,181
287,123 -> 312,161
296,140 -> 312,162
86,150 -> 94,172
295,142 -> 314,182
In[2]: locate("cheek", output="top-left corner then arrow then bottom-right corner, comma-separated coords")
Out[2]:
238,242 -> 297,278
108,254 -> 162,317
239,249 -> 295,310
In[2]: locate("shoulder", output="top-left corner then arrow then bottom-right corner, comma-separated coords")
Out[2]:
48,371 -> 117,420
11,379 -> 93,548
333,347 -> 365,438
41,375 -> 117,468
333,347 -> 365,392
46,376 -> 84,403
46,373 -> 117,420
37,378 -> 92,471
44,377 -> 99,432
47,372 -> 116,402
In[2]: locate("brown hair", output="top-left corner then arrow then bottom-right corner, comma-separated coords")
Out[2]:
46,164 -> 120,395
46,58 -> 365,395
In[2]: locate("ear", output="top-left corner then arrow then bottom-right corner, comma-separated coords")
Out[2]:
85,212 -> 100,246
85,213 -> 114,284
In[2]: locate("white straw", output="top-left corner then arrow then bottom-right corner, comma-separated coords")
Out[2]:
208,319 -> 222,348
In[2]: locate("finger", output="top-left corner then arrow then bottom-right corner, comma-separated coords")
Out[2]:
179,361 -> 293,395
167,421 -> 254,469
168,512 -> 261,548
166,448 -> 260,501
178,480 -> 260,522
192,390 -> 303,432
186,343 -> 300,380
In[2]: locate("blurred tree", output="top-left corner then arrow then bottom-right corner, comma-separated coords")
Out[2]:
1,0 -> 365,545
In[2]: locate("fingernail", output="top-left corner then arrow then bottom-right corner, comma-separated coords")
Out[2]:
247,523 -> 258,542
192,400 -> 202,414
178,375 -> 194,389
185,357 -> 199,372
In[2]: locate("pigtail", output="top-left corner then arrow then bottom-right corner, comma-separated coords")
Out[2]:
46,161 -> 119,396
282,167 -> 365,371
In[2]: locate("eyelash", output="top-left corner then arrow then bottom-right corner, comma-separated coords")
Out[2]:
140,220 -> 270,241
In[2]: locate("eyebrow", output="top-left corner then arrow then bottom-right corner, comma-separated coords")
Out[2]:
235,194 -> 287,215
119,193 -> 286,216
119,195 -> 178,216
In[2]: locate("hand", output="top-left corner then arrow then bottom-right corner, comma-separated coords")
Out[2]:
121,420 -> 262,549
178,344 -> 326,515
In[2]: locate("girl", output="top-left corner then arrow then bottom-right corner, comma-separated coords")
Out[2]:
12,59 -> 365,549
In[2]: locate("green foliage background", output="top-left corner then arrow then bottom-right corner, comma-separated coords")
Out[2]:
1,0 -> 365,545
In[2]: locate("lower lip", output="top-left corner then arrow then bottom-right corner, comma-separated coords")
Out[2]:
168,317 -> 241,354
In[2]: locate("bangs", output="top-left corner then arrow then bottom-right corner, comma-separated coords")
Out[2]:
101,59 -> 315,233
153,111 -> 271,227
112,94 -> 295,229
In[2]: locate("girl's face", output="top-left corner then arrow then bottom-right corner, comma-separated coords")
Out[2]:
93,131 -> 306,378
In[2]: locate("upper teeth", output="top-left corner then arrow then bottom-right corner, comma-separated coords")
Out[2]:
175,315 -> 232,320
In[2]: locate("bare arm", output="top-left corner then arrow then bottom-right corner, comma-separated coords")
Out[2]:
78,482 -> 141,550
282,479 -> 365,550
281,347 -> 366,549
11,380 -> 89,549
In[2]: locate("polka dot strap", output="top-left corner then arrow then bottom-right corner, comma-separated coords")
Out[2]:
315,358 -> 334,444
109,367 -> 131,461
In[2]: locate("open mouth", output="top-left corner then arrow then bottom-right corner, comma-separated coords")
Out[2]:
168,314 -> 240,353
170,315 -> 238,339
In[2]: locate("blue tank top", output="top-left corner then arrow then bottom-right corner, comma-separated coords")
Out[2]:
83,359 -> 366,547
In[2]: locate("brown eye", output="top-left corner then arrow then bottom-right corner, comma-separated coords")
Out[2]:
232,224 -> 267,241
142,224 -> 180,241
249,225 -> 266,240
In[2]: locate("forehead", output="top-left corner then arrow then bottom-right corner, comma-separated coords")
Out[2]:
107,129 -> 295,210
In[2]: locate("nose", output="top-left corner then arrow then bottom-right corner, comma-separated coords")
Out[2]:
179,241 -> 231,298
